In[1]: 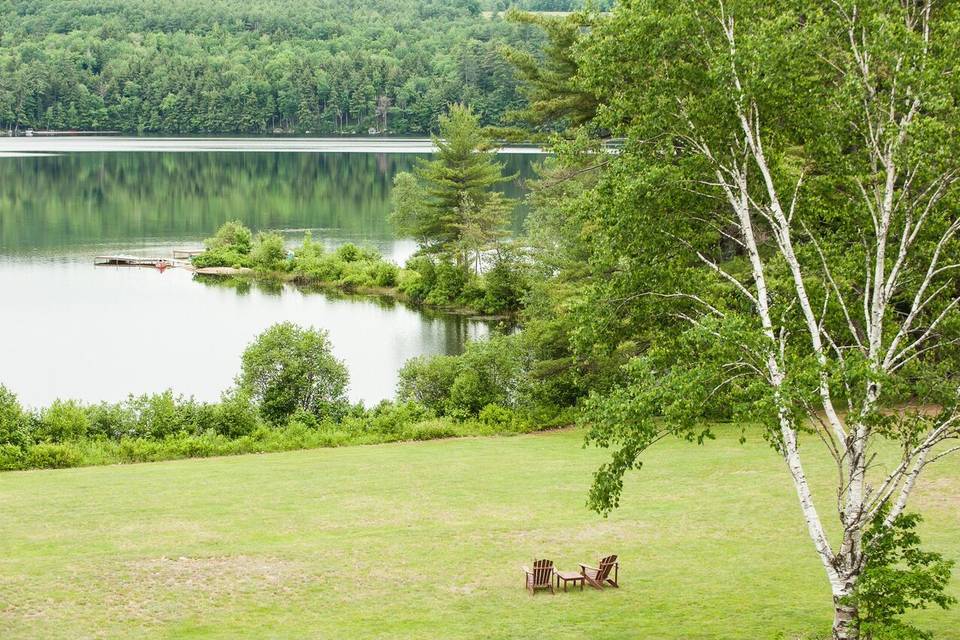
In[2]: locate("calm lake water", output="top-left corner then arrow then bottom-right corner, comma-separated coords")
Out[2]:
0,142 -> 541,408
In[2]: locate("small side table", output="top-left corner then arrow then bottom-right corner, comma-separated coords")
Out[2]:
555,570 -> 585,592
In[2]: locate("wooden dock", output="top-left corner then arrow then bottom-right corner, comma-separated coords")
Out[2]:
172,248 -> 204,259
94,255 -> 173,268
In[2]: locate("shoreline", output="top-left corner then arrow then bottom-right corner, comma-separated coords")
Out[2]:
191,266 -> 514,321
0,136 -> 547,155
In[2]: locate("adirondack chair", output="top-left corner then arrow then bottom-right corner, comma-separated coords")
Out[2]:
580,554 -> 619,589
523,559 -> 556,594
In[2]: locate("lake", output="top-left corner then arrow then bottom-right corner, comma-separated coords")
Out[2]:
0,139 -> 542,408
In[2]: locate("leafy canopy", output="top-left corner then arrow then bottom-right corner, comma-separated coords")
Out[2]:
238,322 -> 349,424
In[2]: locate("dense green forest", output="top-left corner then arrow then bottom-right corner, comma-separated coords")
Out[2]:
0,0 -> 593,135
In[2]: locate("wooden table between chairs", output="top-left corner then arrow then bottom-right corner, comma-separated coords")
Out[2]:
555,570 -> 585,592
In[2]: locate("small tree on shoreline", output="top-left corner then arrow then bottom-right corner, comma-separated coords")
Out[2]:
390,103 -> 514,271
239,322 -> 349,424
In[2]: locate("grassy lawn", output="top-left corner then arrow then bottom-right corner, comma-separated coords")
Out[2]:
1,427 -> 957,639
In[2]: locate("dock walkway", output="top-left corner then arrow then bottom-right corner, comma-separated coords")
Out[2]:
94,255 -> 174,267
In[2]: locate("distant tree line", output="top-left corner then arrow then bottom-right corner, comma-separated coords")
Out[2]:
0,0 -> 553,134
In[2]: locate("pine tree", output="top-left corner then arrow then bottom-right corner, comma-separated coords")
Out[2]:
390,103 -> 513,268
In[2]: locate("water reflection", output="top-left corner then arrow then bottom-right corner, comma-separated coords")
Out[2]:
0,152 -> 535,254
0,151 -> 540,407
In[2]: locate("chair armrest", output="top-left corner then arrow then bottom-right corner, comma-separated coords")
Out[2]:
522,566 -> 532,575
579,563 -> 598,572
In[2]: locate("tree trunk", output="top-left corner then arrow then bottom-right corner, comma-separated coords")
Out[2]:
832,592 -> 858,640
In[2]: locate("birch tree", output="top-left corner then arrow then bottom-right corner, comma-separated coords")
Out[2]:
563,1 -> 960,637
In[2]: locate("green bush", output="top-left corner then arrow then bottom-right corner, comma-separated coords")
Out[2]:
295,253 -> 345,282
196,391 -> 264,438
290,236 -> 398,290
400,256 -> 436,302
478,403 -> 530,431
85,401 -> 136,440
398,335 -> 530,419
1,399 -> 542,472
239,322 -> 350,424
124,391 -> 199,439
192,246 -> 252,269
251,232 -> 289,272
397,355 -> 462,414
337,261 -> 374,290
335,243 -> 363,262
194,226 -> 517,314
0,385 -> 31,449
404,421 -> 459,441
342,401 -> 436,435
25,443 -> 82,469
482,248 -> 530,314
0,443 -> 26,470
206,220 -> 253,253
373,262 -> 399,287
194,221 -> 255,268
36,399 -> 91,442
425,260 -> 468,306
396,268 -> 426,299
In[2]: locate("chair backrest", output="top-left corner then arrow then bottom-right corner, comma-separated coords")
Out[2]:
531,559 -> 554,586
596,554 -> 618,581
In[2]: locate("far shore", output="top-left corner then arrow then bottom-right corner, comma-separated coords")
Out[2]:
0,136 -> 546,155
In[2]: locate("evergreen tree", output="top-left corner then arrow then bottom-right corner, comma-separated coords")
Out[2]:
500,10 -> 600,132
390,103 -> 513,269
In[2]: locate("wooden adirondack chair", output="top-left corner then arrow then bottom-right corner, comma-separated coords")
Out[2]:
580,554 -> 619,589
523,559 -> 556,594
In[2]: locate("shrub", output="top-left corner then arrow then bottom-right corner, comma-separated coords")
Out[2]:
404,421 -> 459,441
0,385 -> 31,449
251,232 -> 288,272
206,220 -> 253,253
459,276 -> 487,310
373,262 -> 399,287
397,354 -> 461,414
337,261 -> 373,290
196,391 -> 263,438
448,369 -> 490,417
0,443 -> 25,470
335,243 -> 362,262
239,322 -> 350,424
397,269 -> 427,301
425,260 -> 468,306
125,391 -> 199,439
36,400 -> 91,442
296,253 -> 344,282
85,401 -> 136,440
400,256 -> 436,302
25,443 -> 82,469
192,245 -> 252,269
482,247 -> 530,314
346,401 -> 435,435
194,221 -> 255,268
477,403 -> 528,431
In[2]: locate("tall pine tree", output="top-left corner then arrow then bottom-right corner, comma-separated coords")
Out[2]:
390,103 -> 513,269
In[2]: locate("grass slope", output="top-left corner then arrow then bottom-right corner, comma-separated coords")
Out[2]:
1,428 -> 957,639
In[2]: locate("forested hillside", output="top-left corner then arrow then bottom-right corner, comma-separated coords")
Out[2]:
0,0 -> 566,135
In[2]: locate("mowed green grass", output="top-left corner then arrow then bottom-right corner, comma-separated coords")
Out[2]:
1,428 -> 957,639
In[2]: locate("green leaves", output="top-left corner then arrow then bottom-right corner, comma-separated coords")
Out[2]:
391,103 -> 515,274
851,507 -> 957,640
238,322 -> 350,424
